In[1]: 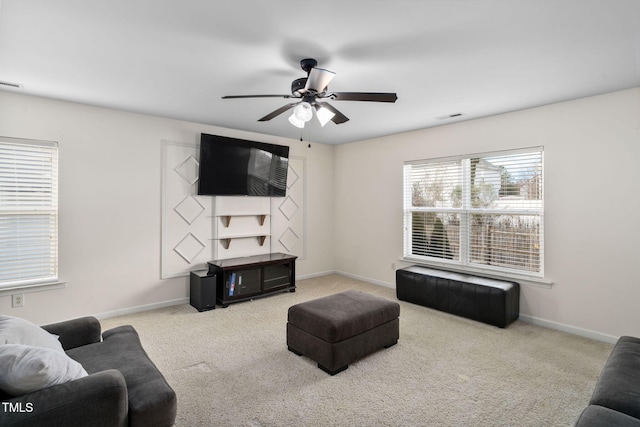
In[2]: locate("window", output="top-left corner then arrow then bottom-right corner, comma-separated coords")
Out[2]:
0,137 -> 59,289
403,147 -> 543,278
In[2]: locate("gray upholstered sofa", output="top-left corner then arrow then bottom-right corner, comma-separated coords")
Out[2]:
0,316 -> 176,427
574,336 -> 640,426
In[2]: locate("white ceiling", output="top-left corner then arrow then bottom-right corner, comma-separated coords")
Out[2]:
1,0 -> 639,145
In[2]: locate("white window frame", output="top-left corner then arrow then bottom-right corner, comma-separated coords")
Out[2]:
403,147 -> 544,280
0,137 -> 59,290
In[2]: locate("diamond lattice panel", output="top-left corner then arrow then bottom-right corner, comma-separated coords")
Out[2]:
278,227 -> 300,252
174,155 -> 199,186
278,196 -> 299,221
162,141 -> 213,278
174,195 -> 205,225
271,156 -> 305,259
173,232 -> 206,264
287,164 -> 299,189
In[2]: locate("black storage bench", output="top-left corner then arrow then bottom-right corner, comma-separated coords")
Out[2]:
396,266 -> 519,328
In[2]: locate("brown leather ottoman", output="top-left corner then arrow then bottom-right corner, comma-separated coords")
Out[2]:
287,290 -> 400,375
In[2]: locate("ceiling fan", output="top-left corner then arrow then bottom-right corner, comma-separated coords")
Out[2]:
222,58 -> 398,128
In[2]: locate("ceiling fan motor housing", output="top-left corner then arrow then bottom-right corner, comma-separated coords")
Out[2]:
300,58 -> 318,73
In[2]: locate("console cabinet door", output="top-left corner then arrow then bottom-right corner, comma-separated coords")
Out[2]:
263,262 -> 292,291
224,268 -> 261,300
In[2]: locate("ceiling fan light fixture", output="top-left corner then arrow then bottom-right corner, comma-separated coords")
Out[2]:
293,102 -> 313,122
305,68 -> 336,93
288,112 -> 305,128
316,106 -> 335,127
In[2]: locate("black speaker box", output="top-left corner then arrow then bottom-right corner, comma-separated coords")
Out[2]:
190,271 -> 217,312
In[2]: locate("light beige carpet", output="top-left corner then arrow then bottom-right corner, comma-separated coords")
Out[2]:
100,274 -> 613,427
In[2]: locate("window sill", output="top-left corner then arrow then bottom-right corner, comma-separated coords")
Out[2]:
400,257 -> 553,289
0,281 -> 67,297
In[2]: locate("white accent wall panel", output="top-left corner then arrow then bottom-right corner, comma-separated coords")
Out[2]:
161,141 -> 305,278
271,157 -> 306,259
161,141 -> 213,278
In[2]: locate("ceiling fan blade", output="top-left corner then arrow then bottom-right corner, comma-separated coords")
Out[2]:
222,94 -> 294,99
327,92 -> 398,103
318,102 -> 349,124
305,68 -> 336,93
258,102 -> 299,121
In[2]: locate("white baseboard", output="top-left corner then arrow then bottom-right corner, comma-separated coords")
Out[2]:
515,314 -> 618,344
94,297 -> 189,320
297,270 -> 337,280
335,271 -> 395,289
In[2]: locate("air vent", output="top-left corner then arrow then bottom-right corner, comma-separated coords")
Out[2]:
435,113 -> 464,120
0,81 -> 23,89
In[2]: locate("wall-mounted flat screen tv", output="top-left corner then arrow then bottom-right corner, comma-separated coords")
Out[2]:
197,133 -> 289,197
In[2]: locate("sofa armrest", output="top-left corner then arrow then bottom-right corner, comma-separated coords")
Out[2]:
575,405 -> 640,427
0,369 -> 128,427
589,336 -> 640,419
41,316 -> 101,351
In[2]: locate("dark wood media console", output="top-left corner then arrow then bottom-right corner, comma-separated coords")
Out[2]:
204,252 -> 297,308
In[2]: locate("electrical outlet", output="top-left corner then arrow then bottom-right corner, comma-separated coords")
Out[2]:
12,294 -> 24,308
391,263 -> 396,271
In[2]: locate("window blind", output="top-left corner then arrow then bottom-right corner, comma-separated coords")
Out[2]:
403,147 -> 544,277
0,138 -> 58,288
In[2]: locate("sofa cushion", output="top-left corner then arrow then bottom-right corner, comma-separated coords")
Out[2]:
67,325 -> 177,427
0,344 -> 88,396
0,315 -> 64,352
589,336 -> 640,419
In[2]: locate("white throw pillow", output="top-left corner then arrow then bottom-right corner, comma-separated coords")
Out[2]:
0,344 -> 88,396
0,315 -> 64,352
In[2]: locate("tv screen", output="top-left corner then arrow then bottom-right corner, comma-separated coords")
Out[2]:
197,133 -> 289,197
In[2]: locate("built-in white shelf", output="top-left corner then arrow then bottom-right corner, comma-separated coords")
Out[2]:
213,197 -> 272,256
217,214 -> 269,228
214,233 -> 270,249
